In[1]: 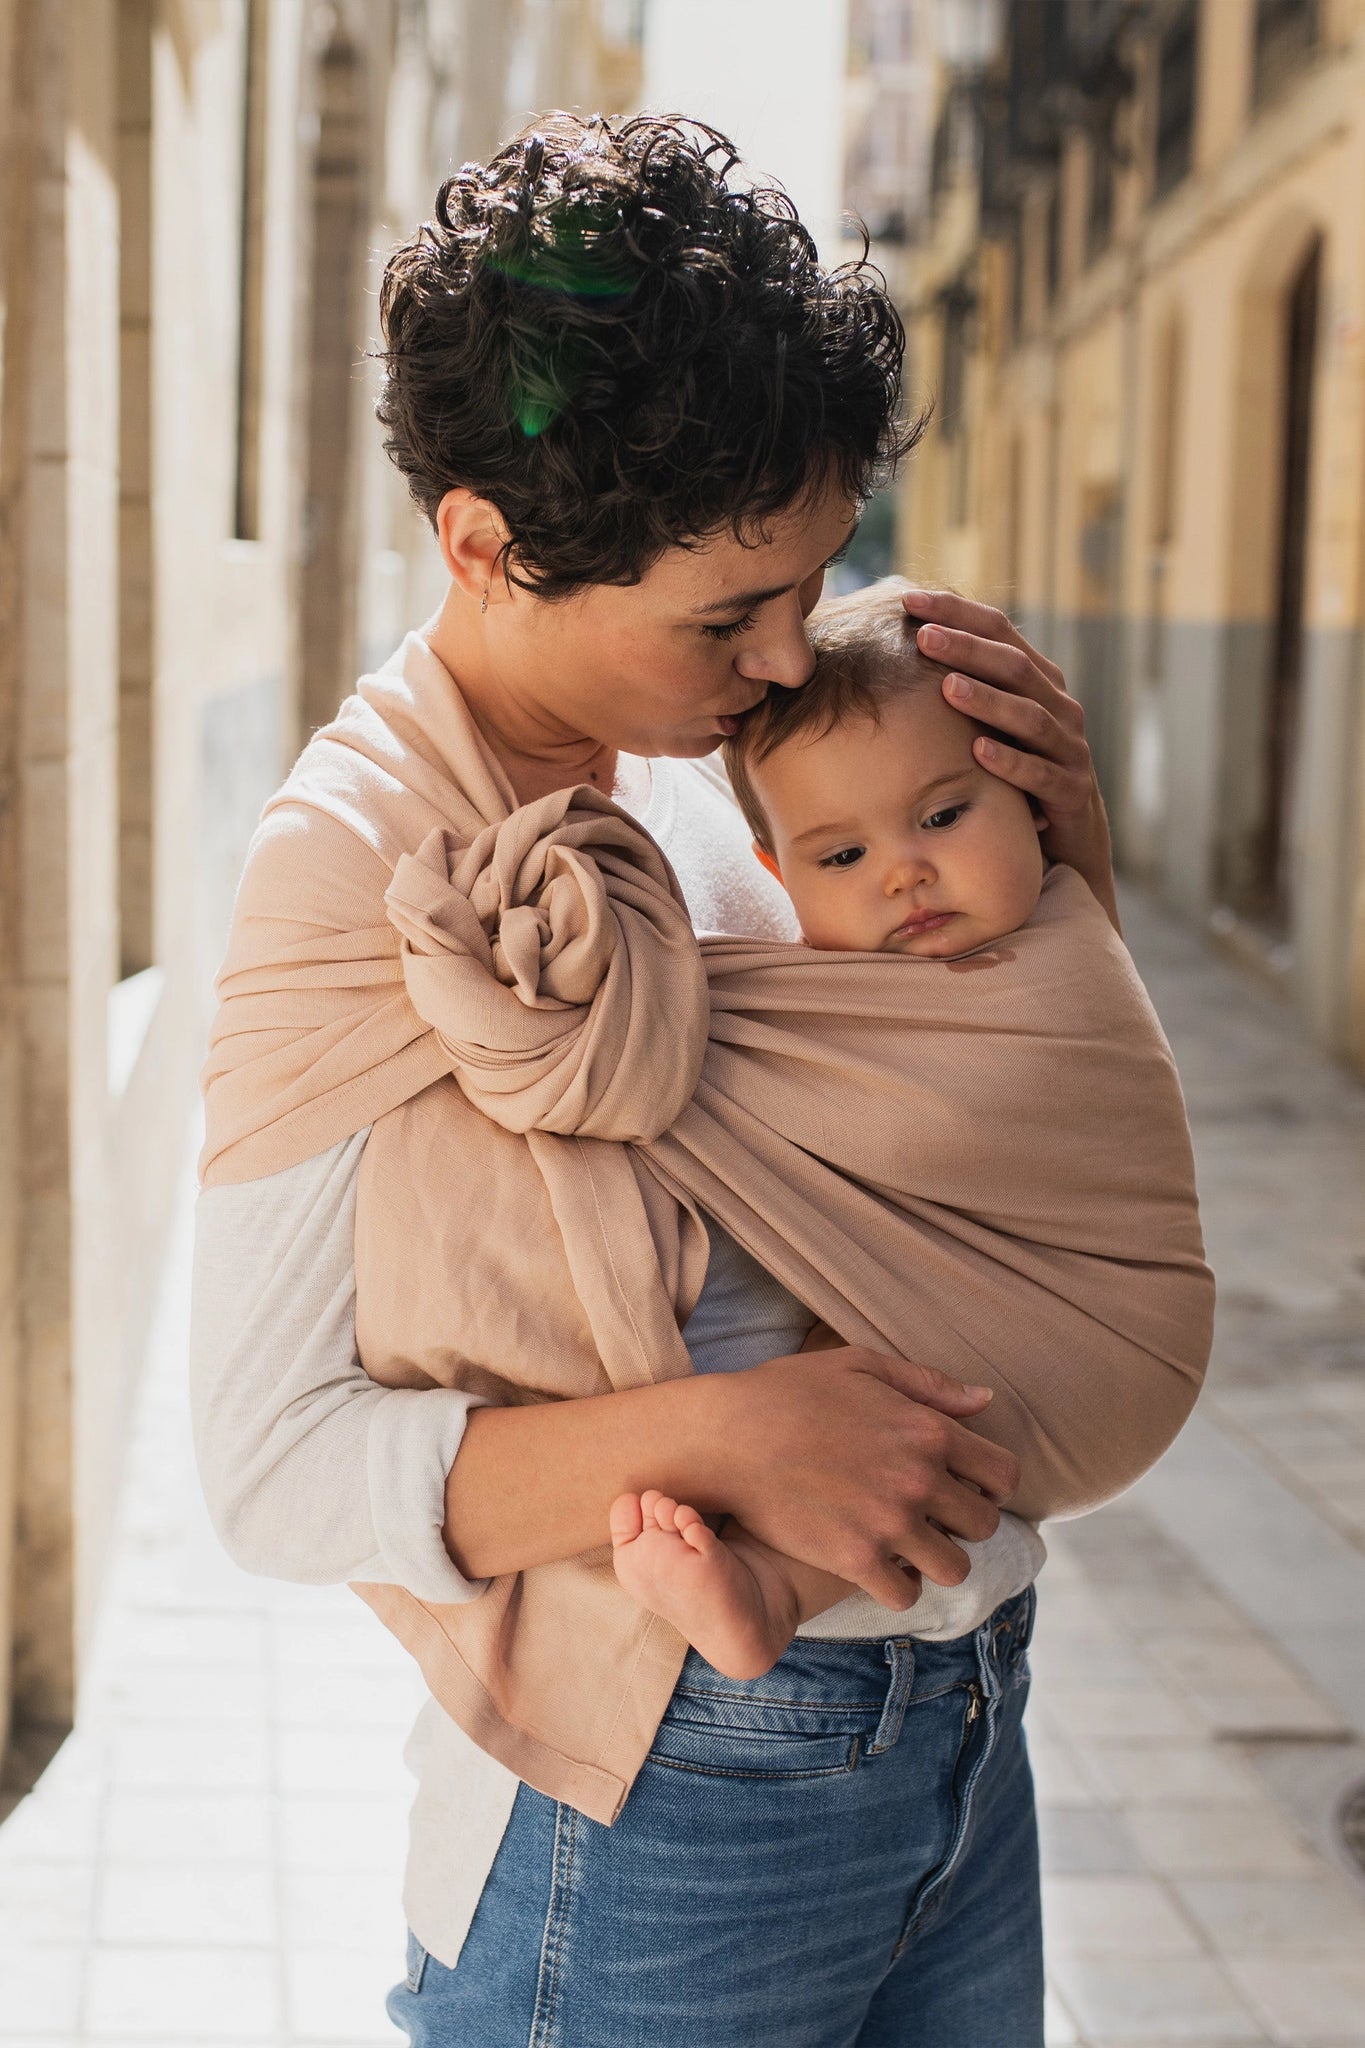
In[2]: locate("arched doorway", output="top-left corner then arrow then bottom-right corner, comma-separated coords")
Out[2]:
1217,218 -> 1323,939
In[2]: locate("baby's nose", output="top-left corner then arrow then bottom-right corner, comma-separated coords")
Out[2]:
886,850 -> 935,892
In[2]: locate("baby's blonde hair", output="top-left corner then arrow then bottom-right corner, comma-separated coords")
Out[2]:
722,576 -> 946,853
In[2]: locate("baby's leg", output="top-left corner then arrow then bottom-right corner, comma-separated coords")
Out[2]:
610,1490 -> 817,1680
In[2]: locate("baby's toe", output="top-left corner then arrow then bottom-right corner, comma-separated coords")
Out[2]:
608,1493 -> 644,1547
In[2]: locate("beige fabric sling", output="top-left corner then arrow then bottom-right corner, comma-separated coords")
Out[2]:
202,632 -> 1213,1823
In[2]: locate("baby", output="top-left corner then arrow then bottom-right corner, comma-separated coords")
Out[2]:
608,578 -> 1049,1679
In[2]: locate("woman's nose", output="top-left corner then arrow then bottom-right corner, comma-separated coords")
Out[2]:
734,596 -> 817,691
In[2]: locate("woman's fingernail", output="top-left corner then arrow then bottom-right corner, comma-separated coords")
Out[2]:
965,1384 -> 992,1399
944,673 -> 970,699
919,623 -> 947,652
975,737 -> 998,760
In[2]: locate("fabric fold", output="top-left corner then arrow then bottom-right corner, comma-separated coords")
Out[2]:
201,631 -> 1214,1825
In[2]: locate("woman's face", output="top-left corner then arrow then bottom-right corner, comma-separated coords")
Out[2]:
480,481 -> 860,761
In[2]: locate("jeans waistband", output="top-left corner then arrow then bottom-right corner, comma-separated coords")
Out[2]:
671,1586 -> 1035,1747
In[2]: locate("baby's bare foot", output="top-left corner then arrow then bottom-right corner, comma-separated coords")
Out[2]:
609,1488 -> 798,1680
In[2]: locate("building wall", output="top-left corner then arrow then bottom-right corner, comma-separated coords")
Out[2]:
0,0 -> 642,1776
900,0 -> 1365,1074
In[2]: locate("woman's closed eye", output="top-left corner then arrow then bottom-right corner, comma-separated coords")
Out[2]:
818,845 -> 865,870
702,608 -> 760,643
923,803 -> 969,831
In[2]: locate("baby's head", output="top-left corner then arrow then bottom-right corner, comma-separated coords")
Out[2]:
723,579 -> 1045,958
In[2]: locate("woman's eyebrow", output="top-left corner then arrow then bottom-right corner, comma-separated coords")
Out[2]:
690,580 -> 794,618
689,520 -> 862,618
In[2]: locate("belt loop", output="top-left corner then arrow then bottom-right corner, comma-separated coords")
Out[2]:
867,1639 -> 916,1755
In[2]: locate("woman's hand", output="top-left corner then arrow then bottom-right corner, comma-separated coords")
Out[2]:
711,1345 -> 1020,1610
901,589 -> 1120,934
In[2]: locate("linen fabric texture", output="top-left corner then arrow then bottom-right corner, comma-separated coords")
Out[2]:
200,633 -> 1213,1825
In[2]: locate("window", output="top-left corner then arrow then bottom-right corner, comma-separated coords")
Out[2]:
1087,125 -> 1115,265
1154,4 -> 1197,199
1011,210 -> 1026,343
1253,0 -> 1318,104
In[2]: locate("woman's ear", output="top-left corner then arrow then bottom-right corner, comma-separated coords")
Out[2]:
752,842 -> 783,883
435,488 -> 511,605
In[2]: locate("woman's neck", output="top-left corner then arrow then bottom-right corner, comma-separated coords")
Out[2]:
423,596 -> 616,808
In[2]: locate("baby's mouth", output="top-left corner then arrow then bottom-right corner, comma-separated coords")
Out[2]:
891,910 -> 957,938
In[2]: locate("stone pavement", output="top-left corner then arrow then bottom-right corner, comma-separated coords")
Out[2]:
0,883 -> 1363,2046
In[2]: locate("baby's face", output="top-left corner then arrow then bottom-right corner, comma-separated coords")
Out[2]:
752,686 -> 1046,958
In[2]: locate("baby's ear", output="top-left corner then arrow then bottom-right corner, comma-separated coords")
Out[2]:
752,841 -> 783,882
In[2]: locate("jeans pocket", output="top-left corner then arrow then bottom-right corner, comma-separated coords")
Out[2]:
404,1929 -> 429,1995
648,1718 -> 860,1780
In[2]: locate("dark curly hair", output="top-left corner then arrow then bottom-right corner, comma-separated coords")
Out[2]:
375,111 -> 925,597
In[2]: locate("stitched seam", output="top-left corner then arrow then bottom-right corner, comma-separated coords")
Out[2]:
867,1642 -> 915,1755
646,1752 -> 858,1782
674,1687 -> 876,1711
529,1803 -> 578,2048
591,1611 -> 670,1772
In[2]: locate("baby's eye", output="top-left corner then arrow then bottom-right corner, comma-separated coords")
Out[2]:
819,846 -> 865,870
923,804 -> 968,831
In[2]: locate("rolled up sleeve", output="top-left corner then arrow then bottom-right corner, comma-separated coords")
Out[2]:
190,1128 -> 489,1605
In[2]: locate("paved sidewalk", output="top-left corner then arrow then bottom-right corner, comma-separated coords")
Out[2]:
0,885 -> 1363,2045
1034,890 -> 1365,2048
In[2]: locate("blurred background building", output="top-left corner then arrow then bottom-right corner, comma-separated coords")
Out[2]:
899,0 -> 1365,1079
1,5 -> 1363,2040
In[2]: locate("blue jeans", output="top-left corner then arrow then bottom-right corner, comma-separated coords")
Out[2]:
388,1588 -> 1041,2048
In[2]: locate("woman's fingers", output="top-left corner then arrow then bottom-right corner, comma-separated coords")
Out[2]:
897,1521 -> 974,1590
857,1555 -> 929,1610
943,668 -> 1086,750
972,734 -> 1090,816
901,588 -> 1065,689
849,1349 -> 1019,1503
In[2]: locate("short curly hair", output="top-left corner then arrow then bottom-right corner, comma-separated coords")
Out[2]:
375,111 -> 924,597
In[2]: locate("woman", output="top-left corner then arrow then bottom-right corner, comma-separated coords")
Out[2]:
192,115 -> 1118,2046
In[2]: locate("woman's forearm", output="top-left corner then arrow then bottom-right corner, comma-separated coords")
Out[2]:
444,1345 -> 1016,1603
442,1373 -> 737,1579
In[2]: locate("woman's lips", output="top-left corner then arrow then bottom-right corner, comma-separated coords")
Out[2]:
715,714 -> 744,736
893,911 -> 957,937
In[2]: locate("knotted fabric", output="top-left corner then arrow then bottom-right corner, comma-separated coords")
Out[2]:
202,631 -> 1213,1824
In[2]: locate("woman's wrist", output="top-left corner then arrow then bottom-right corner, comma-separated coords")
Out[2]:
441,1367 -> 744,1580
